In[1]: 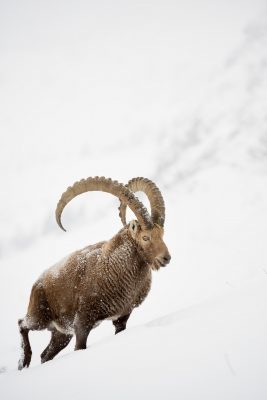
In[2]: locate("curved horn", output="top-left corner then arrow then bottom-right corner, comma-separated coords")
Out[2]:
119,177 -> 165,227
55,176 -> 152,232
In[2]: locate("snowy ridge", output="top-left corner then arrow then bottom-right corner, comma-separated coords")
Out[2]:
154,15 -> 267,188
1,272 -> 266,400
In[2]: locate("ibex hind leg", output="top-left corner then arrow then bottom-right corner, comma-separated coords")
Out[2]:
41,329 -> 72,364
18,282 -> 52,370
18,318 -> 32,370
18,314 -> 52,370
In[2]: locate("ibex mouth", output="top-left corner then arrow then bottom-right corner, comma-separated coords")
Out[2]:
155,255 -> 171,268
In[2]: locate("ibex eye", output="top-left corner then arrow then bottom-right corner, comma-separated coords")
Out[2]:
142,236 -> 150,241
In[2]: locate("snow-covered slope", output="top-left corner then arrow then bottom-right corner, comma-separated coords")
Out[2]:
1,1 -> 267,399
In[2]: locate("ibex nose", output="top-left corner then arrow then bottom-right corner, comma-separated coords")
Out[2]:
163,254 -> 171,264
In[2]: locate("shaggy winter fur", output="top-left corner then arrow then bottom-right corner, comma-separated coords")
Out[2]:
18,221 -> 170,369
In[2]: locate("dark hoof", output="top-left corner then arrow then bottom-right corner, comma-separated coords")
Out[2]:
18,352 -> 32,370
115,327 -> 126,335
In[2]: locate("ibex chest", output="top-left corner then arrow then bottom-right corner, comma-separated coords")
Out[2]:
76,243 -> 151,315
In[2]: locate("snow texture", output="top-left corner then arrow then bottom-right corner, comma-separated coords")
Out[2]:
1,1 -> 267,399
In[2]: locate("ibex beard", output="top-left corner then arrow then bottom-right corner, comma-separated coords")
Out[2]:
18,177 -> 171,370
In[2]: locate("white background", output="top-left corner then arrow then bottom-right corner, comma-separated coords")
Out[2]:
1,1 -> 267,399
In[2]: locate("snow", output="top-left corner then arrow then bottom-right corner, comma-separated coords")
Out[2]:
43,255 -> 70,280
1,1 -> 267,399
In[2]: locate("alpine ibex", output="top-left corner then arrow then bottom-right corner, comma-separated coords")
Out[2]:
18,177 -> 171,370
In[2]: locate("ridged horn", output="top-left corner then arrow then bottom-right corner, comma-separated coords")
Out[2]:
119,177 -> 165,227
55,176 -> 152,232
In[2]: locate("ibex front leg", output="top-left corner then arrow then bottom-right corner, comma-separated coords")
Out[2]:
74,313 -> 95,350
113,313 -> 131,334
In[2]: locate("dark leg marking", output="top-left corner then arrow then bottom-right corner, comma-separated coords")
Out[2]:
41,329 -> 72,364
74,314 -> 95,350
18,282 -> 52,369
18,319 -> 32,370
113,313 -> 131,335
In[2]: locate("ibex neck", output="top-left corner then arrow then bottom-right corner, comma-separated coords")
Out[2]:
103,230 -> 145,269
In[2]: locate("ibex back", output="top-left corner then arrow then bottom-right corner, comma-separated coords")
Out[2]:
18,177 -> 171,369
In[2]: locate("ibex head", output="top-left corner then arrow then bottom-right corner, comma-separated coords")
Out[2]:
128,220 -> 170,270
55,176 -> 170,270
119,177 -> 170,270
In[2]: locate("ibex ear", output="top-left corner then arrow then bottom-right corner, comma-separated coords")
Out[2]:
129,220 -> 140,237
